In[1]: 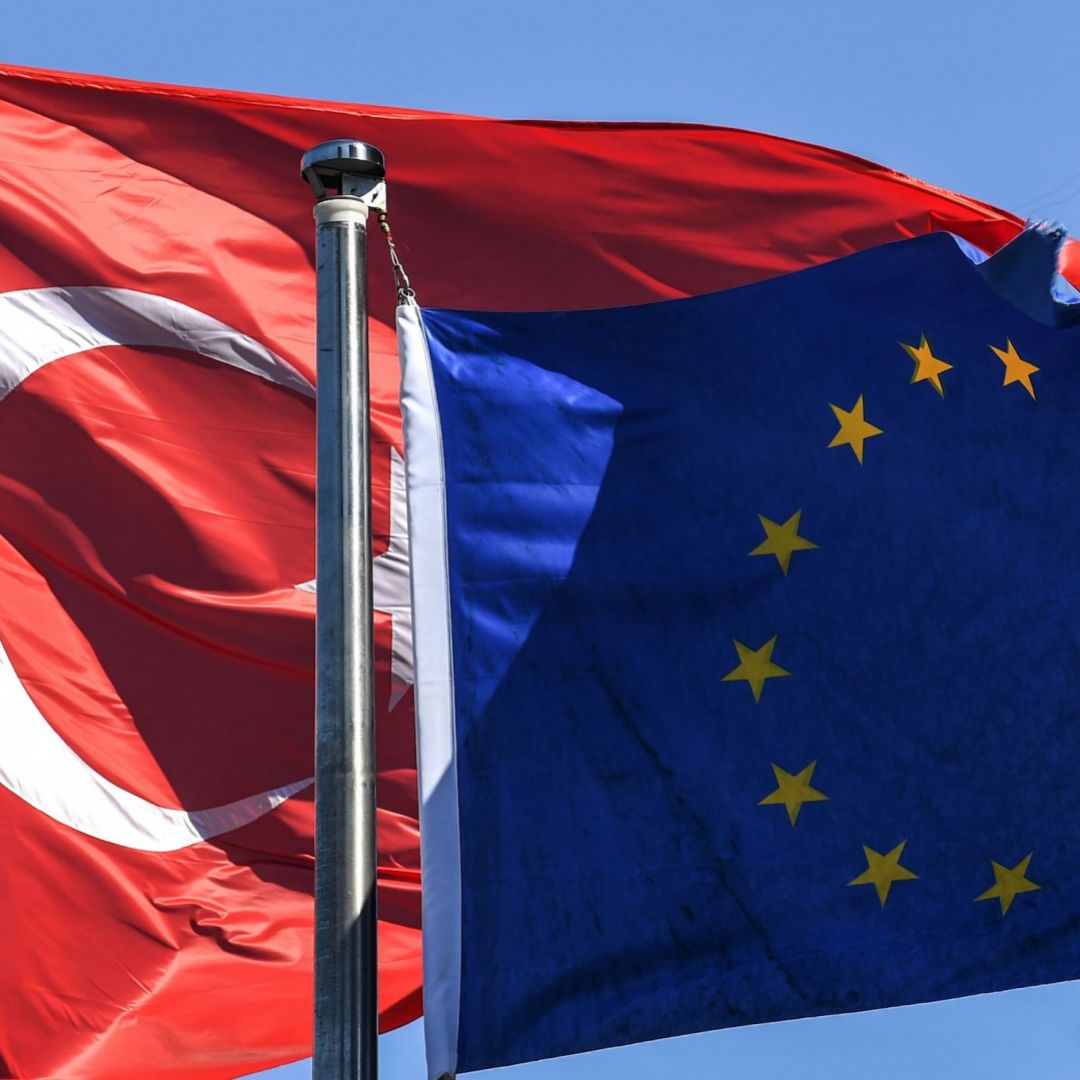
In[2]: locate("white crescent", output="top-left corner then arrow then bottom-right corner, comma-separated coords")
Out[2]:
0,285 -> 316,852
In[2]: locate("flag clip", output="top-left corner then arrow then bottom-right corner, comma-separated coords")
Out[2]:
377,207 -> 417,306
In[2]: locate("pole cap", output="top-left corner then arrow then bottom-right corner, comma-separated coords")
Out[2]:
301,140 -> 386,199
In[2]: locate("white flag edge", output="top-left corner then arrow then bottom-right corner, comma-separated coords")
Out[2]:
397,302 -> 462,1080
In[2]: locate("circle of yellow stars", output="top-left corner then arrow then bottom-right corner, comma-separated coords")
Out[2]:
722,329 -> 1044,915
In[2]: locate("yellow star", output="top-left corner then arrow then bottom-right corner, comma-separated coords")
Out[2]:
758,761 -> 829,825
828,395 -> 883,464
901,334 -> 953,397
975,852 -> 1041,916
722,636 -> 790,703
848,841 -> 918,906
748,510 -> 818,576
989,339 -> 1039,400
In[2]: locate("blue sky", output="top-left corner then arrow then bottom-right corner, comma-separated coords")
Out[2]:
5,2 -> 1080,1077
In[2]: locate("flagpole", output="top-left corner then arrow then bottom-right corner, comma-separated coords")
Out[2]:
302,140 -> 387,1080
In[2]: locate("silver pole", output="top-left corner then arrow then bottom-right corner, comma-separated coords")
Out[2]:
302,140 -> 387,1080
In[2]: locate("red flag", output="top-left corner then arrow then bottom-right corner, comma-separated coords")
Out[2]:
0,62 -> 1061,1078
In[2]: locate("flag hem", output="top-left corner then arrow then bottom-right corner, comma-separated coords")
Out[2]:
398,303 -> 462,1080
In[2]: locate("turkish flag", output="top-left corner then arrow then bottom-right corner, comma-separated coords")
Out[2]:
0,63 -> 1057,1078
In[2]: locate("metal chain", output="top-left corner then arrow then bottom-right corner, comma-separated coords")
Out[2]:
374,208 -> 416,304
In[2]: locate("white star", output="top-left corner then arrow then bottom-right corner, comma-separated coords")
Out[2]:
296,447 -> 413,709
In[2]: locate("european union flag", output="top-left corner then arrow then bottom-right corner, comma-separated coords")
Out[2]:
399,228 -> 1080,1079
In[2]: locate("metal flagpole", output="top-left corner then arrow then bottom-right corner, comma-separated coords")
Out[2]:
301,140 -> 387,1080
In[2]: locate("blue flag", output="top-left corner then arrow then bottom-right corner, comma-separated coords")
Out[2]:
399,228 -> 1080,1078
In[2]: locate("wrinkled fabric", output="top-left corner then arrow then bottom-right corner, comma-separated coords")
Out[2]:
418,232 -> 1080,1072
0,61 -> 1058,1078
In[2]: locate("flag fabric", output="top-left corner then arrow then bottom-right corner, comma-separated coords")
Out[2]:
0,60 -> 1066,1077
400,226 -> 1080,1078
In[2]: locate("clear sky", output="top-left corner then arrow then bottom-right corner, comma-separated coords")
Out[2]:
4,2 -> 1080,1077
